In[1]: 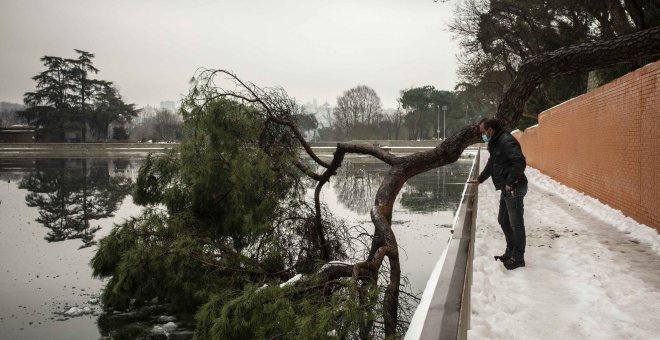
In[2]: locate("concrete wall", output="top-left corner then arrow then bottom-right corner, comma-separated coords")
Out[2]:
512,61 -> 660,231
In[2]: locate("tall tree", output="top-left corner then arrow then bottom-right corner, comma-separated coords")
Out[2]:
152,109 -> 181,142
449,0 -> 660,127
381,105 -> 405,140
293,111 -> 318,140
20,56 -> 74,140
19,50 -> 136,141
68,50 -> 100,142
333,85 -> 383,139
89,83 -> 138,140
400,86 -> 454,140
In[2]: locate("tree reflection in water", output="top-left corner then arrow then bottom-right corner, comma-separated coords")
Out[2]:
399,160 -> 472,213
332,159 -> 472,214
333,162 -> 387,214
18,158 -> 134,248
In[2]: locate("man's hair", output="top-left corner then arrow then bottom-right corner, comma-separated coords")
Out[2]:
479,118 -> 501,132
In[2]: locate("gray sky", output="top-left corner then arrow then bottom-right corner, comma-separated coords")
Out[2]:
0,0 -> 459,109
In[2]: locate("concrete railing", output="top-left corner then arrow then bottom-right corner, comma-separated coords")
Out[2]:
406,147 -> 480,340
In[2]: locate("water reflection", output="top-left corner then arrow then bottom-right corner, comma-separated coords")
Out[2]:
399,163 -> 471,213
331,160 -> 472,214
332,162 -> 387,214
9,159 -> 135,248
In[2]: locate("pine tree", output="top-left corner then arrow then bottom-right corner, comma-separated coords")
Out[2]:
19,50 -> 137,142
68,50 -> 99,142
89,83 -> 138,140
20,56 -> 74,140
91,96 -> 361,337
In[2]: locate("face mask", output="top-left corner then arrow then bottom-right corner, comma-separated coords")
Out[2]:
482,134 -> 490,142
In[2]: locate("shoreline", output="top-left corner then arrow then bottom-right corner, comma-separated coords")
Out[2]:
0,142 -> 483,158
0,142 -> 179,158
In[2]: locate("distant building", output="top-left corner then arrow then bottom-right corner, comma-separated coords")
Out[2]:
302,98 -> 319,115
0,101 -> 25,127
134,105 -> 158,124
0,126 -> 36,143
382,108 -> 398,115
160,101 -> 176,111
315,102 -> 334,128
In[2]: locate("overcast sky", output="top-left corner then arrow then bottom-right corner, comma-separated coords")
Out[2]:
0,0 -> 459,109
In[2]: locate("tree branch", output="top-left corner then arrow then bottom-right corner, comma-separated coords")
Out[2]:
497,26 -> 660,129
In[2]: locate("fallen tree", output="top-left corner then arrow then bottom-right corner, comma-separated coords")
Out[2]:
93,26 -> 660,339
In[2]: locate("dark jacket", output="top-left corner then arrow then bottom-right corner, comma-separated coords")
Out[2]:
478,129 -> 527,190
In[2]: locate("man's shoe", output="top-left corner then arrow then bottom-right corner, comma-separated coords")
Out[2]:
494,253 -> 511,262
503,258 -> 525,270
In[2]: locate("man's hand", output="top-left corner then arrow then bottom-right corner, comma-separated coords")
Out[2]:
505,184 -> 512,192
467,180 -> 480,184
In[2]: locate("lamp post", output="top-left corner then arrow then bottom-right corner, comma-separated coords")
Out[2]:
465,105 -> 468,125
436,105 -> 440,140
442,105 -> 447,140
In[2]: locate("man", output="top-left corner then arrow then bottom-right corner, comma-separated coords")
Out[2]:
468,118 -> 528,270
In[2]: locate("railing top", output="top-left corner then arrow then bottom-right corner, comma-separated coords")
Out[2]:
406,147 -> 480,340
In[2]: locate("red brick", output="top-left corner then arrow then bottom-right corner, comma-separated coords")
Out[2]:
519,61 -> 659,231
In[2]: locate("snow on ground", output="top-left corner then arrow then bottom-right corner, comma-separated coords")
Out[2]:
469,152 -> 660,340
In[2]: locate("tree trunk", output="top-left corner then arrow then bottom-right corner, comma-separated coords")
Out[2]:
195,27 -> 660,338
358,26 -> 660,337
497,25 -> 660,129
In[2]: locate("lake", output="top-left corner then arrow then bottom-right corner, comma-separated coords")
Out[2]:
0,155 -> 473,339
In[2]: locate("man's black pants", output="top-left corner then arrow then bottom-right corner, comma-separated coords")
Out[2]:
497,184 -> 527,260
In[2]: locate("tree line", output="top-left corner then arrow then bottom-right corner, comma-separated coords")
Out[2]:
15,50 -> 489,144
0,102 -> 25,127
314,0 -> 660,142
313,84 -> 486,142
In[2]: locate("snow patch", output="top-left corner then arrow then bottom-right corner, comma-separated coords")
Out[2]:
320,260 -> 352,271
63,306 -> 93,317
469,157 -> 660,339
528,168 -> 660,255
158,315 -> 176,322
162,321 -> 177,332
279,274 -> 303,288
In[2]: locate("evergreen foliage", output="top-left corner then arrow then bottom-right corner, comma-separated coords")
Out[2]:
449,0 -> 660,129
91,93 -> 377,338
19,50 -> 137,141
195,283 -> 379,339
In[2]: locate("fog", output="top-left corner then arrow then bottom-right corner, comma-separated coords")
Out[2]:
0,0 -> 458,108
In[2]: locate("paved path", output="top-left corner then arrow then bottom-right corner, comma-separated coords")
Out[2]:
469,152 -> 660,340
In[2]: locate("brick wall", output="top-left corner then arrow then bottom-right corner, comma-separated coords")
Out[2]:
512,61 -> 660,231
